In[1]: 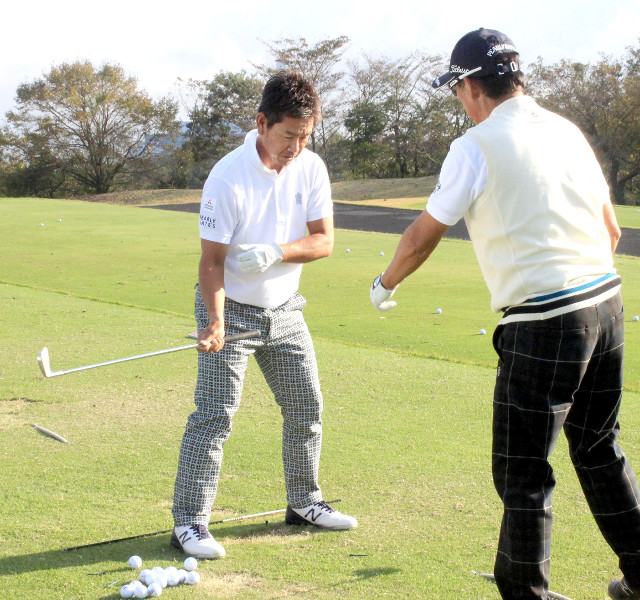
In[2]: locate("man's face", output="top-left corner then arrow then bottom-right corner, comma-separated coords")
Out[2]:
453,80 -> 480,124
256,114 -> 315,172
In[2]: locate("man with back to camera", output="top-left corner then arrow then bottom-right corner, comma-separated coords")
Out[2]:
171,70 -> 357,560
369,27 -> 640,600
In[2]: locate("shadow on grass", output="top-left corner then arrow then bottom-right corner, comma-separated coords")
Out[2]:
0,520 -> 351,576
1,520 -> 403,600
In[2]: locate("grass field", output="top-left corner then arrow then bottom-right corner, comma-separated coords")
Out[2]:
1,196 -> 640,599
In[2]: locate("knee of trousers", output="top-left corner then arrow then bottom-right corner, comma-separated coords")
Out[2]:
279,399 -> 323,427
493,458 -> 556,504
185,409 -> 235,442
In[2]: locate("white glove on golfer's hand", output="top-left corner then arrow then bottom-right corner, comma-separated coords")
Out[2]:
370,273 -> 397,311
236,243 -> 283,273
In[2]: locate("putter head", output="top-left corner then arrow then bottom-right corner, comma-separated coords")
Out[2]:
38,347 -> 53,378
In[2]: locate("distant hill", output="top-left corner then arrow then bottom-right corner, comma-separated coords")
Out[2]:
79,176 -> 439,210
331,176 -> 438,210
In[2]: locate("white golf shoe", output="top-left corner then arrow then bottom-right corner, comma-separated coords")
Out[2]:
286,500 -> 357,530
171,524 -> 226,559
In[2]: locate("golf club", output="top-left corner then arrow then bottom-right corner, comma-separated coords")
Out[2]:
472,571 -> 573,600
38,330 -> 261,378
63,499 -> 342,551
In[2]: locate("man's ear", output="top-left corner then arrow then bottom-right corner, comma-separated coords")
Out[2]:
466,78 -> 482,99
256,113 -> 268,134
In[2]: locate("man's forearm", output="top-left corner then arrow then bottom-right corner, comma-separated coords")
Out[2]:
280,232 -> 334,264
199,260 -> 226,326
381,212 -> 449,289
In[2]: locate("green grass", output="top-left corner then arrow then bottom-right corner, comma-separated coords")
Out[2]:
614,204 -> 640,229
1,196 -> 640,599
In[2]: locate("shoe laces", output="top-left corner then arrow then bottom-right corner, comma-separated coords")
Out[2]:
189,524 -> 212,540
314,500 -> 335,513
616,578 -> 640,598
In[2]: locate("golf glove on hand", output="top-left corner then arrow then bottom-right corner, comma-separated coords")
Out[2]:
370,273 -> 397,311
237,243 -> 284,273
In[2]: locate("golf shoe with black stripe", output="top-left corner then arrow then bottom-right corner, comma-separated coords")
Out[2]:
286,500 -> 357,530
171,524 -> 225,559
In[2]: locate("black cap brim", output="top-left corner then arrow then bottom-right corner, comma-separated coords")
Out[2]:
432,72 -> 456,89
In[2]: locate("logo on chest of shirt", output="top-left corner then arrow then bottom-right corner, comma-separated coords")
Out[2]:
295,192 -> 303,206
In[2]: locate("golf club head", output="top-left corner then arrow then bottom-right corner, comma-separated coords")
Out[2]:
37,347 -> 52,378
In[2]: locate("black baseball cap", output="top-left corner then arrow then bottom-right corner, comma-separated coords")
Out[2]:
432,28 -> 519,90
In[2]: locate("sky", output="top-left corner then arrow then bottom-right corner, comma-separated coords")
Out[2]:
2,0 -> 639,121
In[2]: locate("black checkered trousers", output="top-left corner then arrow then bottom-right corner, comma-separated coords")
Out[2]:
172,288 -> 323,526
492,291 -> 640,599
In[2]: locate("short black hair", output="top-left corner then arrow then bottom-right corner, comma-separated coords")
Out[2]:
470,52 -> 525,98
258,71 -> 322,127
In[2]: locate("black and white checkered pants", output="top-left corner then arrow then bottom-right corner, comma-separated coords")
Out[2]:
492,292 -> 640,599
172,289 -> 323,526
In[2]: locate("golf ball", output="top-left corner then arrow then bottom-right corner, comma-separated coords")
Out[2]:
139,569 -> 153,585
379,251 -> 384,256
147,582 -> 163,597
185,571 -> 201,585
128,555 -> 143,569
120,584 -> 135,599
184,556 -> 198,571
165,571 -> 180,587
154,572 -> 168,588
177,569 -> 188,584
40,223 -> 44,227
346,248 -> 350,253
436,308 -> 442,314
480,328 -> 486,335
58,218 -> 62,222
132,584 -> 147,599
634,316 -> 639,322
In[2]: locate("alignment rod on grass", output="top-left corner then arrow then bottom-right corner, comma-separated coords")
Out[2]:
472,571 -> 573,600
63,500 -> 342,551
38,330 -> 261,378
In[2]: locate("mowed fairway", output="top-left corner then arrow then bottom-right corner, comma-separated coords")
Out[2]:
1,197 -> 640,599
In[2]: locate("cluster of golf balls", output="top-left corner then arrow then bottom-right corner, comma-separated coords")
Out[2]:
120,556 -> 200,598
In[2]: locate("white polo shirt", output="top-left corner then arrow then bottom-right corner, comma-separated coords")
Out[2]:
199,129 -> 333,308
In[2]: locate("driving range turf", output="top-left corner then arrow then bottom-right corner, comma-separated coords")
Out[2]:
1,196 -> 639,599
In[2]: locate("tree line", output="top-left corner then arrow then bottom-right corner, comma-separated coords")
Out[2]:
1,36 -> 639,204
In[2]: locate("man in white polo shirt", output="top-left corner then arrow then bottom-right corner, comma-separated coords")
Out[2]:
171,71 -> 357,560
370,28 -> 640,600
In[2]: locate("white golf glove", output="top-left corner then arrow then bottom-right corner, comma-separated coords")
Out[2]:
237,242 -> 283,273
370,273 -> 397,311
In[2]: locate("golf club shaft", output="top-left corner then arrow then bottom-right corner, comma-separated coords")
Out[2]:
44,329 -> 260,377
63,499 -> 341,551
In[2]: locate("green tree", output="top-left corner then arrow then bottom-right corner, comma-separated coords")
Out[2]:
528,43 -> 640,204
4,61 -> 179,195
185,70 -> 264,183
343,101 -> 389,178
256,36 -> 350,173
343,52 -> 457,179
